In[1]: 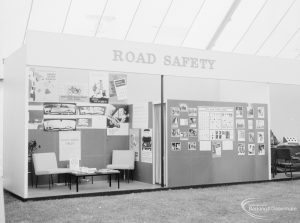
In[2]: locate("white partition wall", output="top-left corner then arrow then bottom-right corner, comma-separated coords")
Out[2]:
3,46 -> 28,198
0,80 -> 3,177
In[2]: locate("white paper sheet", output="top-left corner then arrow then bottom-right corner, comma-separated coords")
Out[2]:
59,131 -> 81,161
199,141 -> 211,151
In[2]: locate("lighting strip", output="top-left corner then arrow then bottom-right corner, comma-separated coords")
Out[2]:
180,0 -> 206,47
94,0 -> 109,37
61,0 -> 73,33
152,0 -> 174,43
206,0 -> 241,50
255,0 -> 297,55
231,0 -> 269,52
124,0 -> 142,40
23,0 -> 34,44
275,26 -> 300,57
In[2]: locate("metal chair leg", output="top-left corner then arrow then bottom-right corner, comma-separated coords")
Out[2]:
36,176 -> 38,188
48,175 -> 51,189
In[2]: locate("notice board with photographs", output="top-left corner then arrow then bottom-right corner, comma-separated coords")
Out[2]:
167,99 -> 269,187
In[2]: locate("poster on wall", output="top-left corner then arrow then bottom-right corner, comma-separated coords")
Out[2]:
247,105 -> 254,118
78,106 -> 106,115
59,83 -> 89,103
29,69 -> 58,102
76,118 -> 92,128
109,73 -> 127,99
129,129 -> 140,161
141,129 -> 152,163
44,103 -> 76,115
89,73 -> 109,103
257,107 -> 265,118
59,131 -> 81,161
107,104 -> 129,135
114,79 -> 128,100
44,119 -> 76,131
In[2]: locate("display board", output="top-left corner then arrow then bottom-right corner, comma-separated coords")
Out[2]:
167,99 -> 269,187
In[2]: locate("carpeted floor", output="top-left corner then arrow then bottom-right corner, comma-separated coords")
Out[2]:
4,180 -> 300,223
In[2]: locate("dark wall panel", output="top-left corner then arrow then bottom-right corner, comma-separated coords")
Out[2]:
167,99 -> 269,187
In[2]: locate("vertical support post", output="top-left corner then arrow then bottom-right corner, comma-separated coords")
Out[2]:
161,75 -> 164,187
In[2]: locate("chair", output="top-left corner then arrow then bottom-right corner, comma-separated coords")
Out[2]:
106,150 -> 135,182
32,153 -> 71,189
276,149 -> 300,179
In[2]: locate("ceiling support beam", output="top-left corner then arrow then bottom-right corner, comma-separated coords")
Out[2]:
23,0 -> 34,44
255,0 -> 297,55
124,0 -> 142,40
152,0 -> 174,43
206,0 -> 241,50
275,26 -> 300,57
232,0 -> 269,52
94,0 -> 109,37
61,0 -> 73,33
180,0 -> 206,47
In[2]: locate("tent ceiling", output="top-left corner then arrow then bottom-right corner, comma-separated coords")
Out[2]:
3,0 -> 300,61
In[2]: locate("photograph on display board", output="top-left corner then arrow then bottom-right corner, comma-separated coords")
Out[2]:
237,143 -> 245,155
180,118 -> 189,126
171,117 -> 179,128
248,132 -> 255,143
189,117 -> 197,128
256,120 -> 265,129
236,119 -> 245,129
44,103 -> 76,115
257,107 -> 265,118
171,128 -> 180,137
179,103 -> 188,112
235,106 -> 243,118
188,142 -> 197,150
248,120 -> 253,130
188,108 -> 197,116
171,142 -> 181,151
257,132 -> 264,143
211,141 -> 222,158
89,73 -> 109,103
76,118 -> 92,128
44,119 -> 76,131
248,144 -> 255,155
60,83 -> 89,103
247,105 -> 254,118
258,144 -> 265,155
210,130 -> 233,140
238,130 -> 245,141
78,106 -> 106,115
180,132 -> 189,140
188,128 -> 197,137
170,107 -> 180,116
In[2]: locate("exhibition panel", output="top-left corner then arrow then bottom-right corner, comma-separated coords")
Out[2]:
3,31 -> 300,199
27,66 -> 159,197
